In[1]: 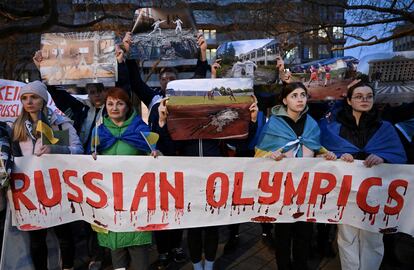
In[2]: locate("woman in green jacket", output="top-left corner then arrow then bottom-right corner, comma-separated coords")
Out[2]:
91,87 -> 157,270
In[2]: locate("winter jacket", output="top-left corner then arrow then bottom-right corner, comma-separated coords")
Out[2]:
94,111 -> 152,250
14,109 -> 83,156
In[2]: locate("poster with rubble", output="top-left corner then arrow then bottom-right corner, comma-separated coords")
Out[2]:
357,51 -> 414,104
216,39 -> 358,101
128,8 -> 199,62
39,31 -> 117,87
165,78 -> 254,140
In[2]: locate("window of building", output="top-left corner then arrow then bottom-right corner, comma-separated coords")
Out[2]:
334,9 -> 344,20
198,29 -> 217,40
332,45 -> 344,57
206,48 -> 217,61
318,44 -> 330,58
333,26 -> 344,39
303,46 -> 313,60
210,29 -> 216,40
320,6 -> 328,21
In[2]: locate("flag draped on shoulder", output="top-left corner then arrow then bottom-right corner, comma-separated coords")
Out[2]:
90,112 -> 159,154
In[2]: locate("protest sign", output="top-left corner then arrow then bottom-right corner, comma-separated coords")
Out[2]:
358,51 -> 414,104
216,39 -> 357,101
39,31 -> 117,87
0,79 -> 63,122
129,8 -> 199,62
8,155 -> 414,236
166,78 -> 254,140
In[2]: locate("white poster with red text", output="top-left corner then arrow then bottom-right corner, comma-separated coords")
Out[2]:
8,155 -> 414,236
0,79 -> 63,122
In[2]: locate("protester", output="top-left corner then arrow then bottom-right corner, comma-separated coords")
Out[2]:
90,87 -> 158,270
33,35 -> 148,270
155,64 -> 259,269
0,121 -> 12,187
255,82 -> 336,270
11,81 -> 83,270
319,78 -> 407,270
121,32 -> 211,269
0,121 -> 12,257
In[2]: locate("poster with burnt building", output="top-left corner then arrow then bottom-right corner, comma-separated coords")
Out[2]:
166,78 -> 254,140
128,8 -> 199,62
39,31 -> 117,87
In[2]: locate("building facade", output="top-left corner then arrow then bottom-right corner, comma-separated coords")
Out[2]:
0,0 -> 346,82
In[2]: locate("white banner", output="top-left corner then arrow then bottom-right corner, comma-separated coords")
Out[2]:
8,155 -> 414,235
0,79 -> 63,122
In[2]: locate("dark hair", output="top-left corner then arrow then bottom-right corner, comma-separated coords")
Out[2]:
159,67 -> 178,78
346,75 -> 374,100
85,83 -> 105,93
279,82 -> 308,103
105,87 -> 133,112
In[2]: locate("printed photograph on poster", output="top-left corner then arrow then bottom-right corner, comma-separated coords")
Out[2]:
39,31 -> 117,87
216,39 -> 280,85
357,51 -> 414,104
166,78 -> 254,140
128,8 -> 199,61
216,39 -> 359,101
289,56 -> 358,101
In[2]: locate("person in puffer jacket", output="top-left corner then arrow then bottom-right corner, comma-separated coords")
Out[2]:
90,87 -> 158,270
11,81 -> 83,270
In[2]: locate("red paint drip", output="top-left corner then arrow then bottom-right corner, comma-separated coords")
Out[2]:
339,206 -> 345,220
162,210 -> 168,223
187,203 -> 191,212
279,205 -> 284,215
319,194 -> 327,209
369,213 -> 376,225
251,216 -> 276,223
136,223 -> 169,231
79,203 -> 84,216
306,204 -> 312,218
19,224 -> 43,231
70,202 -> 75,213
175,209 -> 184,224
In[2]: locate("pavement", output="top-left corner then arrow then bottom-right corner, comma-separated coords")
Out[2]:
74,222 -> 342,270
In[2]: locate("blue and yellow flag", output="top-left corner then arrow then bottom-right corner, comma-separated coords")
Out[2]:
36,111 -> 59,144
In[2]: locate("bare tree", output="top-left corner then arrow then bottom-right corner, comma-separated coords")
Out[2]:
0,0 -> 133,39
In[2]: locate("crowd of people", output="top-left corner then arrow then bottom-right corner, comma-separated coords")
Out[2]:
0,31 -> 414,270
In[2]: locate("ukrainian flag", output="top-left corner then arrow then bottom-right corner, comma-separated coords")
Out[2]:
140,131 -> 159,151
36,111 -> 59,144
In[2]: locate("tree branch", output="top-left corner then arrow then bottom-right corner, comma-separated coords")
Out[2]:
56,14 -> 132,29
341,27 -> 414,50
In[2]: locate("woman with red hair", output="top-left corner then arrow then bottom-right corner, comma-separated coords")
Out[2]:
90,87 -> 158,270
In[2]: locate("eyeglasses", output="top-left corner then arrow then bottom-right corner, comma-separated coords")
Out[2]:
351,95 -> 374,101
